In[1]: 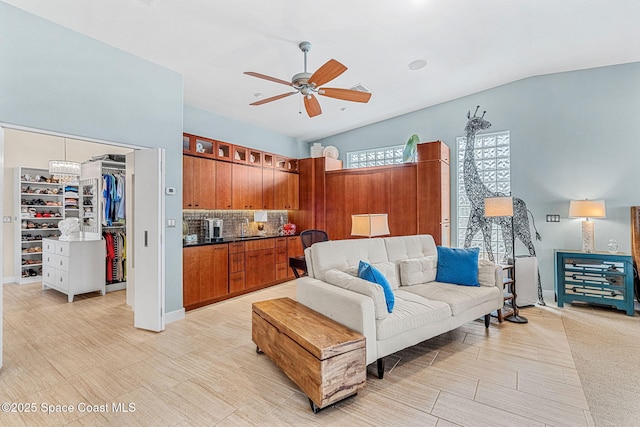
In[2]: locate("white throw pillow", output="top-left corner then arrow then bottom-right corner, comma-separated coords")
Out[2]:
478,259 -> 496,287
324,269 -> 388,320
371,261 -> 400,290
399,256 -> 438,286
340,261 -> 399,289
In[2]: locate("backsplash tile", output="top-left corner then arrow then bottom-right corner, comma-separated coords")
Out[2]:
183,210 -> 288,243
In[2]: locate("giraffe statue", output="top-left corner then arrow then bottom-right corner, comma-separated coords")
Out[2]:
462,106 -> 545,305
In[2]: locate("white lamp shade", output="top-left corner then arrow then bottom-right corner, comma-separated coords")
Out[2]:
351,214 -> 390,237
569,200 -> 606,219
484,196 -> 514,217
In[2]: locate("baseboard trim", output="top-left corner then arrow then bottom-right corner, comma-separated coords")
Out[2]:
3,276 -> 17,285
165,307 -> 185,324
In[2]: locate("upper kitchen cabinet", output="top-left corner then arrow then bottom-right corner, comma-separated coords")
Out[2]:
183,155 -> 216,210
274,170 -> 299,210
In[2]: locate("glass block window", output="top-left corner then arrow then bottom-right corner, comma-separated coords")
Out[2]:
346,145 -> 404,169
457,131 -> 511,261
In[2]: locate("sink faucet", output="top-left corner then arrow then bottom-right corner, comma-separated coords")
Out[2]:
240,218 -> 249,237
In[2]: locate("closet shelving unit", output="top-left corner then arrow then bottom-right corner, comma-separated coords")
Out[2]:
80,160 -> 127,293
14,166 -> 77,284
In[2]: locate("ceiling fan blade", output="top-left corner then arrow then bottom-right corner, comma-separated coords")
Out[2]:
244,71 -> 293,87
250,92 -> 297,106
308,59 -> 347,87
318,87 -> 372,103
304,94 -> 322,117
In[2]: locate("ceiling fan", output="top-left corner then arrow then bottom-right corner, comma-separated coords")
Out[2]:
244,41 -> 372,118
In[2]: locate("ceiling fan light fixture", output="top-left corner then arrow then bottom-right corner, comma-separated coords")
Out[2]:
408,59 -> 427,70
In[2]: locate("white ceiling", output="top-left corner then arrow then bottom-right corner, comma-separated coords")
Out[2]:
6,0 -> 640,142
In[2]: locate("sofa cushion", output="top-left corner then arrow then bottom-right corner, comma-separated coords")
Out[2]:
384,235 -> 437,263
325,269 -> 388,320
359,261 -> 395,313
435,247 -> 480,287
399,256 -> 438,286
307,238 -> 389,281
402,282 -> 501,316
478,259 -> 497,287
376,290 -> 451,340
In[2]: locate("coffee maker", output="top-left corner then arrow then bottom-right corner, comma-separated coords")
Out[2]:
204,218 -> 223,242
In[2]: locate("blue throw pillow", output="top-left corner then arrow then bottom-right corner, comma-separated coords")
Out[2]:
435,247 -> 480,286
358,261 -> 395,312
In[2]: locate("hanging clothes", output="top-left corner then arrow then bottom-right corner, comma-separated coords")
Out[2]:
103,230 -> 126,284
101,172 -> 125,226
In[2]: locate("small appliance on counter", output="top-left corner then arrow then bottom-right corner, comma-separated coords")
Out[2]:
204,218 -> 223,242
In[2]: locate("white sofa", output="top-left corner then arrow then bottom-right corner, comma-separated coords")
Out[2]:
296,235 -> 504,378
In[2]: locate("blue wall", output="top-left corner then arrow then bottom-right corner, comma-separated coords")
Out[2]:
0,2 -> 185,313
184,104 -> 304,158
313,62 -> 640,294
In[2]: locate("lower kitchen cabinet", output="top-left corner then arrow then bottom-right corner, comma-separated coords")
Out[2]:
183,244 -> 229,309
245,239 -> 276,289
183,235 -> 303,311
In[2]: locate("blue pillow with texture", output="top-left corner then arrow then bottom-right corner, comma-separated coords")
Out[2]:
358,261 -> 395,312
435,247 -> 480,286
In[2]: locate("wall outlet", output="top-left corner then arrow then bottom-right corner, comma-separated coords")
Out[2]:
167,218 -> 176,228
3,216 -> 11,223
546,214 -> 560,223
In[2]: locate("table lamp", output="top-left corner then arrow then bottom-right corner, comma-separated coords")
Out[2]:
254,210 -> 268,236
569,200 -> 606,253
351,214 -> 390,238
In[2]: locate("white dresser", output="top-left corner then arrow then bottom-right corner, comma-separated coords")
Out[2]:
42,237 -> 106,302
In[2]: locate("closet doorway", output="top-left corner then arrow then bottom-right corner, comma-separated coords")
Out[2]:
1,126 -> 165,362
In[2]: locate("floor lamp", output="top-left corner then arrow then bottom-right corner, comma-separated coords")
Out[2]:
484,196 -> 528,324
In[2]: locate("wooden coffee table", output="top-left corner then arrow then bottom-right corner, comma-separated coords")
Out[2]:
252,297 -> 366,413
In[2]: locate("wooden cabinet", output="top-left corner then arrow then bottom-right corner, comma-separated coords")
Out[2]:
183,244 -> 229,309
262,168 -> 275,210
232,163 -> 263,209
287,235 -> 304,279
183,236 -> 302,311
183,155 -> 216,210
417,141 -> 450,246
274,170 -> 299,210
245,239 -> 276,289
297,157 -> 343,233
229,242 -> 245,293
215,160 -> 232,209
275,237 -> 288,280
390,165 -> 418,236
299,141 -> 447,243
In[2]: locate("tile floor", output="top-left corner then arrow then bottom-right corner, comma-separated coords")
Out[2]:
0,281 -> 593,426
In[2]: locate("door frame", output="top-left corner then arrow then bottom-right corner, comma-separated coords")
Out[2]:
0,123 -> 165,341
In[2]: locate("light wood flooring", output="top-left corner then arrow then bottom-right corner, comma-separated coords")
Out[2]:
1,281 -> 593,426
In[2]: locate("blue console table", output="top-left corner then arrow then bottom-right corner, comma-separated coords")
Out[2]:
555,250 -> 635,316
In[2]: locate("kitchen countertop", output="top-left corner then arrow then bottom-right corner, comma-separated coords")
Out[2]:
183,234 -> 298,247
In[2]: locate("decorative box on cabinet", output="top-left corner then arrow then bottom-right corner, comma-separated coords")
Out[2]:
555,250 -> 635,316
42,238 -> 106,302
